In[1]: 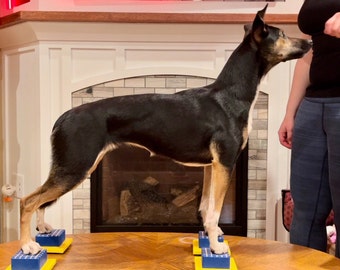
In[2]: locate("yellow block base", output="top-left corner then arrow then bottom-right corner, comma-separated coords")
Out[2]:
194,256 -> 238,270
6,258 -> 57,270
43,238 -> 73,254
192,239 -> 231,256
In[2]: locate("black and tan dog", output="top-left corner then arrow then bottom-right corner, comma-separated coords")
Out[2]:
20,5 -> 311,255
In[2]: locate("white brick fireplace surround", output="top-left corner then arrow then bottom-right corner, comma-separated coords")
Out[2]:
1,13 -> 298,243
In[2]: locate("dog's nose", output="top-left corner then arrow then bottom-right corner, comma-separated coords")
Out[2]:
303,39 -> 313,51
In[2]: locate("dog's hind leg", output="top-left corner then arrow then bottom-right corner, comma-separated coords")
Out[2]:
36,208 -> 53,234
20,171 -> 87,254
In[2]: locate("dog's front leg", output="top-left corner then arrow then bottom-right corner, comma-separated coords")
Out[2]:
199,165 -> 211,223
199,165 -> 224,236
202,161 -> 230,254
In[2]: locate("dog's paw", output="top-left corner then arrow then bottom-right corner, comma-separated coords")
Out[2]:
21,240 -> 42,255
210,241 -> 229,255
36,223 -> 53,234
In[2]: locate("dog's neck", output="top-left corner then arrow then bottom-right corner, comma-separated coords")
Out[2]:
214,36 -> 269,104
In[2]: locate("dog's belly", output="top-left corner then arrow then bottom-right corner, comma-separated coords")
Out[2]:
126,142 -> 212,166
84,141 -> 211,179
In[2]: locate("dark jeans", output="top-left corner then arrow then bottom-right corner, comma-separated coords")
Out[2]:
290,97 -> 340,258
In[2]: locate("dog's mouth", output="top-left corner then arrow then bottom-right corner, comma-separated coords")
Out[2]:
282,40 -> 312,62
282,51 -> 307,62
290,39 -> 312,58
276,48 -> 309,62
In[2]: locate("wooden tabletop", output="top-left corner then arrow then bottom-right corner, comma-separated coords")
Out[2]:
0,232 -> 339,269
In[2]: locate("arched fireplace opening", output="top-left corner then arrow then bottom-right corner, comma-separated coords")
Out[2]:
91,143 -> 248,235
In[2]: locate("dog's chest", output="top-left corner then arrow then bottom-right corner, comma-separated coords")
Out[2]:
241,89 -> 260,150
247,89 -> 260,134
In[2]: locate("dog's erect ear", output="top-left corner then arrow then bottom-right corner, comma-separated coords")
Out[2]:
251,4 -> 269,43
257,4 -> 268,20
243,24 -> 252,38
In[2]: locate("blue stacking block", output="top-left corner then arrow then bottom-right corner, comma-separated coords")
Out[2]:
198,231 -> 224,248
202,248 -> 230,269
11,249 -> 47,270
36,229 -> 66,247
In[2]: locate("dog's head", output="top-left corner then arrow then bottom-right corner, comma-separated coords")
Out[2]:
244,5 -> 312,69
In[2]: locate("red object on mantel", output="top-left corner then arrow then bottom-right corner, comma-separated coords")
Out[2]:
6,0 -> 30,9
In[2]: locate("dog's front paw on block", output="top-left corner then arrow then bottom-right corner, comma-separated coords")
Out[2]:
36,229 -> 65,247
199,231 -> 224,248
11,249 -> 47,270
202,248 -> 230,269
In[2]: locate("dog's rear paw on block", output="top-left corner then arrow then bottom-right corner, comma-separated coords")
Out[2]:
193,231 -> 228,256
36,229 -> 65,247
9,249 -> 56,270
35,229 -> 72,254
198,231 -> 224,248
194,248 -> 238,270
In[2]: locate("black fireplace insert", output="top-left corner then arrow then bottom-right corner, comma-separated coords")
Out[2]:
91,145 -> 248,236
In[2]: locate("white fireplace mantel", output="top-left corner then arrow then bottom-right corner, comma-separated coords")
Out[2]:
0,14 -> 296,242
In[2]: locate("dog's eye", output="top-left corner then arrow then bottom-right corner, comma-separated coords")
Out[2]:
279,31 -> 286,38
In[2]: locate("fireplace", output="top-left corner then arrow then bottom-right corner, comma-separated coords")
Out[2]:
2,16 -> 298,242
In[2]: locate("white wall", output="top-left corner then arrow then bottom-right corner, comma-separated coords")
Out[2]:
1,46 -> 42,241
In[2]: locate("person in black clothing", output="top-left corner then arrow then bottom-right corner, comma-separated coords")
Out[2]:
278,0 -> 340,257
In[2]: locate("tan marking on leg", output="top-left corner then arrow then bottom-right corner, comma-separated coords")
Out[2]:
199,165 -> 212,222
36,208 -> 53,233
203,143 -> 232,254
86,143 -> 117,176
20,183 -> 67,254
242,88 -> 260,150
20,193 -> 43,254
241,127 -> 248,150
21,142 -> 117,254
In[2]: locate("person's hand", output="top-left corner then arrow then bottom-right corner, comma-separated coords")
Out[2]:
278,117 -> 294,149
324,12 -> 340,38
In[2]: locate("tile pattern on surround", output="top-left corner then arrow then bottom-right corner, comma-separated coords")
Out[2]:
71,75 -> 268,238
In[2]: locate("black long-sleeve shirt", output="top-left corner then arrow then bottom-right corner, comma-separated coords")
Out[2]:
298,0 -> 340,97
